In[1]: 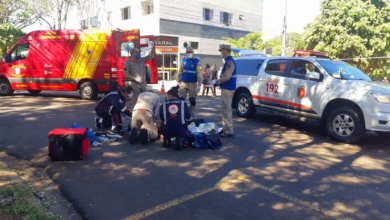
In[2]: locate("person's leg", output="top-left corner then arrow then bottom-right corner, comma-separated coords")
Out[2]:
139,111 -> 159,144
220,89 -> 234,136
178,82 -> 189,101
188,83 -> 198,118
212,85 -> 216,97
129,111 -> 142,144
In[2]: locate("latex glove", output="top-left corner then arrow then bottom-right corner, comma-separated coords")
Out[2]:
196,85 -> 200,93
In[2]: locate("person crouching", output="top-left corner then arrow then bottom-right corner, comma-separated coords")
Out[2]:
159,88 -> 191,151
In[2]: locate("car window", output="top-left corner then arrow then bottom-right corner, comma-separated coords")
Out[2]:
265,59 -> 288,76
10,44 -> 29,62
289,60 -> 319,80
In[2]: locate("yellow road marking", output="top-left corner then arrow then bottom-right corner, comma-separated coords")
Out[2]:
123,175 -> 350,220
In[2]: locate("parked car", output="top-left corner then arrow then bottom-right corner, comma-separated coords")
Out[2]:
232,55 -> 390,143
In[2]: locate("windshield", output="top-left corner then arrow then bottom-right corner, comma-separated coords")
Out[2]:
317,60 -> 371,81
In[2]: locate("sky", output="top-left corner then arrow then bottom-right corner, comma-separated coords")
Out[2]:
262,0 -> 322,40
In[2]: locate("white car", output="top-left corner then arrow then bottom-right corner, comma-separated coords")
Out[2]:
232,56 -> 390,143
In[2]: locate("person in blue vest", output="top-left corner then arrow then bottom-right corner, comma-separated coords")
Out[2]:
177,46 -> 202,118
159,87 -> 191,151
94,86 -> 133,136
216,44 -> 236,138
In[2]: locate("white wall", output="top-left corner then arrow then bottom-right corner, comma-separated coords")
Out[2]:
159,0 -> 262,33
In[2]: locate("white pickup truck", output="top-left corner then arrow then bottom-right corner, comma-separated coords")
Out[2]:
232,55 -> 390,143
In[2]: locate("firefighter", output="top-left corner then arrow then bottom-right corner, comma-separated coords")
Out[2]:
177,46 -> 202,118
123,45 -> 154,105
129,91 -> 160,145
159,87 -> 191,151
94,86 -> 133,136
216,44 -> 236,138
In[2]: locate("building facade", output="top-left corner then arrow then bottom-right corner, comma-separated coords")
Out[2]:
78,0 -> 263,80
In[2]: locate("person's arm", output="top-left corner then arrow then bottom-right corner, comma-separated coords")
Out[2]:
217,61 -> 235,84
153,95 -> 160,118
177,61 -> 183,82
159,104 -> 164,123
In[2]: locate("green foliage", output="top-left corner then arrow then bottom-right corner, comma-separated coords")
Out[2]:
264,32 -> 304,56
226,32 -> 264,50
0,24 -> 24,55
303,0 -> 390,76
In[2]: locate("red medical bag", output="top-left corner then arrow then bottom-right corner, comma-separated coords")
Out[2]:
48,128 -> 89,161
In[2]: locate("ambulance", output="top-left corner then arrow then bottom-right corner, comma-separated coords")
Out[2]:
0,29 -> 158,100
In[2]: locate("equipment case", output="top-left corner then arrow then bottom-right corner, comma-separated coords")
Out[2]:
48,128 -> 89,161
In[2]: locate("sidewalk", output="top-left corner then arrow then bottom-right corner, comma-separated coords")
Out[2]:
148,80 -> 222,96
0,151 -> 81,219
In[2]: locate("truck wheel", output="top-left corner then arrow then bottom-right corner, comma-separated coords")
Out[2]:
79,82 -> 98,100
236,93 -> 255,118
0,79 -> 14,96
28,90 -> 42,95
326,106 -> 365,143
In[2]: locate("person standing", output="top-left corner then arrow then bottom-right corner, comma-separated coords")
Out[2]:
177,47 -> 202,118
216,44 -> 236,138
201,64 -> 216,97
123,46 -> 154,105
94,86 -> 133,136
159,88 -> 191,151
211,64 -> 218,95
129,91 -> 160,145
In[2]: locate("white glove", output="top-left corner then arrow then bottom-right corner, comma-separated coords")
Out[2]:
135,77 -> 142,83
196,85 -> 200,93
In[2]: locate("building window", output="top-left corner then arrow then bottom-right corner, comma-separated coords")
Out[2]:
80,19 -> 88,29
121,6 -> 131,20
203,8 -> 213,21
141,0 -> 154,15
90,16 -> 98,28
107,12 -> 112,27
220,11 -> 233,26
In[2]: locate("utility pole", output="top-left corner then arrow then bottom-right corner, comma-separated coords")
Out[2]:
282,0 -> 287,56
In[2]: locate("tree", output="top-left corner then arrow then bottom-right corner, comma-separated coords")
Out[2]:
226,32 -> 264,50
0,0 -> 44,29
0,24 -> 24,55
303,0 -> 390,76
264,32 -> 305,56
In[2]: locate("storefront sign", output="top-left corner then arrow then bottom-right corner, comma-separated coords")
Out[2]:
156,46 -> 178,53
155,36 -> 179,46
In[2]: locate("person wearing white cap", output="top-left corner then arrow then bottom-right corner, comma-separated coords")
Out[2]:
123,46 -> 154,105
177,46 -> 203,118
217,44 -> 236,138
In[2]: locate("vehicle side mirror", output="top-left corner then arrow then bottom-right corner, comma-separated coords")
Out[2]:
306,71 -> 321,80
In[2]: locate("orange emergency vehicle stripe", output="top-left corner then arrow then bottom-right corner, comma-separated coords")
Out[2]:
64,30 -> 110,79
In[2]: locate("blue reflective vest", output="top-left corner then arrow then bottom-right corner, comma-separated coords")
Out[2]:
220,56 -> 237,90
180,57 -> 200,83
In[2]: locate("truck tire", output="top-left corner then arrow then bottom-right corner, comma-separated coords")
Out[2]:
28,90 -> 42,95
0,79 -> 14,96
326,106 -> 365,143
79,82 -> 98,100
236,93 -> 255,118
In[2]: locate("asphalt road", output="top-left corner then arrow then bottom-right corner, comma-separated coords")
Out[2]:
1,90 -> 390,220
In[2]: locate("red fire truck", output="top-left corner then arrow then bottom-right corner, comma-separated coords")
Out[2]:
0,29 -> 157,100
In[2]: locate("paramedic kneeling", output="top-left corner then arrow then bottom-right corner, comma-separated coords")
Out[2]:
159,88 -> 191,151
94,86 -> 133,136
129,91 -> 160,145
